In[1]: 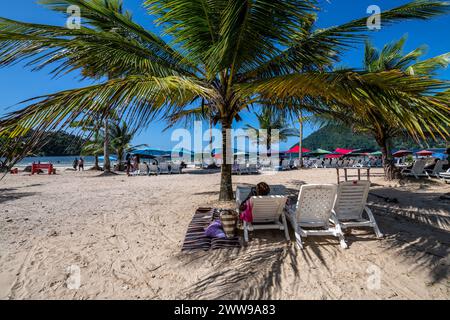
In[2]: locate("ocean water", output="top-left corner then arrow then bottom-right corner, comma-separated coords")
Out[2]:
16,156 -> 99,167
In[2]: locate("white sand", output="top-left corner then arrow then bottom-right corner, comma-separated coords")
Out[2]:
0,168 -> 449,299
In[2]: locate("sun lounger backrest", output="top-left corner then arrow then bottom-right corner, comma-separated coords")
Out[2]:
251,195 -> 287,223
334,181 -> 370,220
270,185 -> 286,196
295,184 -> 337,227
412,159 -> 427,174
431,160 -> 444,174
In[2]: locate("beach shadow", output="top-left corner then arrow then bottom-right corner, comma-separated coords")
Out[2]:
185,169 -> 221,175
368,199 -> 449,283
0,188 -> 38,204
182,236 -> 298,299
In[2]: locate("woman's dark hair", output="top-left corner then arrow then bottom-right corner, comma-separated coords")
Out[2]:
256,182 -> 270,196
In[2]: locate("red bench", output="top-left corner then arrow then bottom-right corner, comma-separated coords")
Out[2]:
31,163 -> 55,175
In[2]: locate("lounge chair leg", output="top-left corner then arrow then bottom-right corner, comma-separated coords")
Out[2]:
295,228 -> 303,249
281,213 -> 290,242
365,207 -> 383,238
243,221 -> 249,243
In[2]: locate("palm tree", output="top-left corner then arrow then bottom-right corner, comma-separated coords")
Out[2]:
0,1 -> 450,200
110,121 -> 147,169
325,36 -> 450,179
245,107 -> 297,158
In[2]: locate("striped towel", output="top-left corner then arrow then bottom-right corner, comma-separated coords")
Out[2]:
181,208 -> 241,252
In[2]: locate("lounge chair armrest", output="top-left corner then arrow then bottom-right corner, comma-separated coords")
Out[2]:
330,209 -> 340,224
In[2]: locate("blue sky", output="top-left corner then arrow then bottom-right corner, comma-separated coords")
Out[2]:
0,0 -> 449,151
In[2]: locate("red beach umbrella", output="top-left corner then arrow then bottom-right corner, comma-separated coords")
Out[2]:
334,148 -> 353,155
393,150 -> 413,158
416,150 -> 433,156
286,145 -> 310,154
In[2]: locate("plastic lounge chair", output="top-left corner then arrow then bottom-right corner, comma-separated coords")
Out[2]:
159,163 -> 170,174
243,195 -> 290,242
170,163 -> 181,174
333,181 -> 383,238
281,160 -> 290,171
148,164 -> 158,175
248,163 -> 259,174
401,159 -> 428,179
439,168 -> 450,181
286,184 -> 347,249
425,160 -> 447,178
239,163 -> 249,175
138,163 -> 148,176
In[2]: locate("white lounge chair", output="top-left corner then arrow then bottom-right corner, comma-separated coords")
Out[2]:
439,168 -> 450,182
243,195 -> 290,242
159,163 -> 170,174
148,164 -> 158,175
280,160 -> 290,171
138,163 -> 148,176
425,160 -> 447,178
401,159 -> 428,179
170,163 -> 181,174
248,163 -> 259,174
286,184 -> 347,249
239,163 -> 249,175
333,181 -> 383,238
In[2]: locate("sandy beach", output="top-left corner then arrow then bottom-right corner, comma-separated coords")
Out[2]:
0,168 -> 449,300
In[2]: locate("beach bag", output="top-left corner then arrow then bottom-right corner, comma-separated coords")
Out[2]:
220,210 -> 238,238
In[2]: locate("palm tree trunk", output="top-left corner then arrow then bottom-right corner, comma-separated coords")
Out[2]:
298,113 -> 304,168
104,117 -> 111,172
377,135 -> 396,180
92,155 -> 101,170
219,119 -> 233,201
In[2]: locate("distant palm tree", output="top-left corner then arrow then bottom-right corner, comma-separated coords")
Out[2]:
110,121 -> 147,169
245,108 -> 297,157
0,1 -> 449,199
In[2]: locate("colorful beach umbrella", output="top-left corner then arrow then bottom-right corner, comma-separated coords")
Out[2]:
334,148 -> 353,155
325,153 -> 344,159
392,150 -> 413,157
306,148 -> 332,157
416,150 -> 433,156
98,155 -> 118,161
432,153 -> 447,160
286,145 -> 311,154
370,151 -> 383,156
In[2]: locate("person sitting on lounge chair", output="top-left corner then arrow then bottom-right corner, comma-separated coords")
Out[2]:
239,182 -> 271,223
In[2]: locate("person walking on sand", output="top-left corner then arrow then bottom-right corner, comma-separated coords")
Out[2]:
72,158 -> 79,171
126,153 -> 131,176
78,157 -> 84,171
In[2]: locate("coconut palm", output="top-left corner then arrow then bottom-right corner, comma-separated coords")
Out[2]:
245,107 -> 297,157
109,121 -> 147,169
0,1 -> 450,199
323,36 -> 450,178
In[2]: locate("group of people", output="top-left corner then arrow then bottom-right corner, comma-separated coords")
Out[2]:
72,157 -> 85,171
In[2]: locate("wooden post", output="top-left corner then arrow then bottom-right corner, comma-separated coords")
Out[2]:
344,168 -> 348,181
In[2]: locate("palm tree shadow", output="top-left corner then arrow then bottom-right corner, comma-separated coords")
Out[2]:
0,188 -> 39,204
181,230 -> 299,299
368,198 -> 449,284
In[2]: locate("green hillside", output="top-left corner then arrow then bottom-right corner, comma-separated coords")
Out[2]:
301,125 -> 448,151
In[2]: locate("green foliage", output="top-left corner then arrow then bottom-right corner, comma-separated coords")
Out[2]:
302,124 -> 448,151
